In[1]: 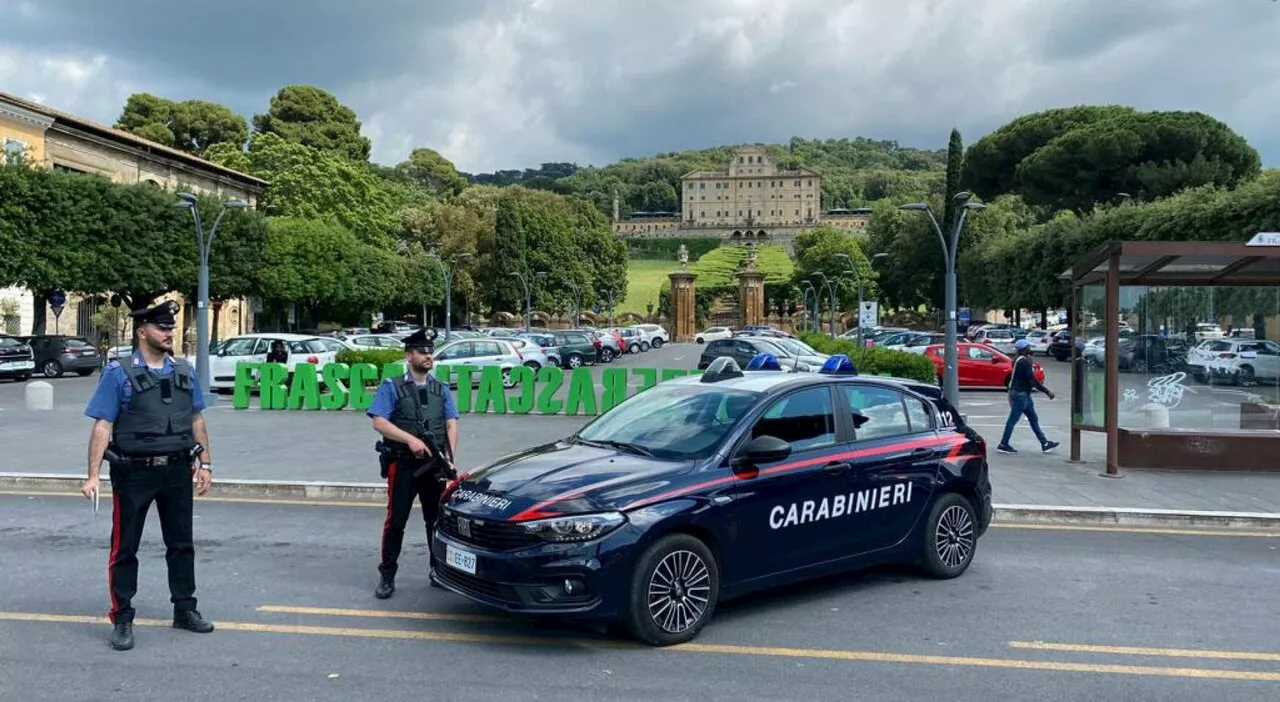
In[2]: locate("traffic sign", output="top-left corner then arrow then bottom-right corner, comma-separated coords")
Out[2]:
1246,232 -> 1280,246
858,301 -> 878,328
47,289 -> 66,307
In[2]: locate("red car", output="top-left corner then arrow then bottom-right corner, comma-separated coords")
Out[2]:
923,343 -> 1045,388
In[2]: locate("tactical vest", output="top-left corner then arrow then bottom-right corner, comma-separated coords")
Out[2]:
112,359 -> 197,456
388,376 -> 448,449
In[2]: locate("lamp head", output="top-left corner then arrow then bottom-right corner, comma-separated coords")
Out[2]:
898,203 -> 928,212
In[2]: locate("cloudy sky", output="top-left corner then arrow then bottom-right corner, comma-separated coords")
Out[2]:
2,0 -> 1278,173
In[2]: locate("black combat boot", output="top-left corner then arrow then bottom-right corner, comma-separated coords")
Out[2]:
173,610 -> 215,633
110,620 -> 134,651
375,576 -> 395,599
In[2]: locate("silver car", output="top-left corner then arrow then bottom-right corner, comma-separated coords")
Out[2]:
433,338 -> 527,388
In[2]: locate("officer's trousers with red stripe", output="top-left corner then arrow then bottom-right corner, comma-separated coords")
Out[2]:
107,458 -> 197,624
378,458 -> 444,580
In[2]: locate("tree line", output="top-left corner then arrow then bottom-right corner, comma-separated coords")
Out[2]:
857,105 -> 1271,321
1,85 -> 627,334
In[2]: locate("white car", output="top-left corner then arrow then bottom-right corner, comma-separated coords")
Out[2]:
1023,330 -> 1052,355
632,323 -> 669,348
1192,338 -> 1280,385
201,333 -> 340,391
432,338 -> 526,388
343,333 -> 405,350
1194,323 -> 1224,341
694,326 -> 733,344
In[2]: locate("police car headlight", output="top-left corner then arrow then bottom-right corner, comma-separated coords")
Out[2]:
520,512 -> 626,542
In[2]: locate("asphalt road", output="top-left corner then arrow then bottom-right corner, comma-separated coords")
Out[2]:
0,492 -> 1277,701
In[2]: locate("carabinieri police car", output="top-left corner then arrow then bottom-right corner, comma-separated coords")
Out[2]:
430,353 -> 993,646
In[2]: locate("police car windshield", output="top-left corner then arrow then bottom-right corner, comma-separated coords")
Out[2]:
575,384 -> 761,460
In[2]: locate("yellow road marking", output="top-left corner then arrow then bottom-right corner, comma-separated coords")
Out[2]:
991,523 -> 1279,538
2,610 -> 1279,682
1010,641 -> 1280,662
0,489 -> 379,509
256,604 -> 506,624
2,490 -> 1276,537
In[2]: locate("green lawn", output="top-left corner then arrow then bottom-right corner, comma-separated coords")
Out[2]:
619,259 -> 676,315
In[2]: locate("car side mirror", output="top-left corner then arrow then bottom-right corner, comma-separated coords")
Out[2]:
992,356 -> 1001,363
731,435 -> 792,471
435,353 -> 448,360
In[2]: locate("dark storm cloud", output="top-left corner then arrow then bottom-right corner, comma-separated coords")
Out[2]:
1,0 -> 1277,172
5,0 -> 487,92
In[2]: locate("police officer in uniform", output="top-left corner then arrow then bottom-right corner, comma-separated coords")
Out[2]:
81,301 -> 215,651
366,328 -> 460,599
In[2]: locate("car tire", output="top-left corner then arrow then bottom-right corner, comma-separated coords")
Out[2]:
625,533 -> 720,647
599,348 -> 615,363
651,338 -> 663,349
523,360 -> 541,371
920,492 -> 978,579
501,368 -> 516,389
629,343 -> 641,354
695,337 -> 704,344
42,360 -> 63,378
566,353 -> 584,369
640,341 -> 651,352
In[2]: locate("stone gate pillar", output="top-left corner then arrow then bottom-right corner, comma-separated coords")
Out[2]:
668,270 -> 697,342
737,270 -> 765,328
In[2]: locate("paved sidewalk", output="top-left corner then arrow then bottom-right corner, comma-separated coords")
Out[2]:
3,392 -> 1279,516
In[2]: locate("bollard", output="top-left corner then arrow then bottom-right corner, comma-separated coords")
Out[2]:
1139,403 -> 1169,429
25,380 -> 54,411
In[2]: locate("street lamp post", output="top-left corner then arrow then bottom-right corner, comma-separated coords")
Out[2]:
813,272 -> 838,336
565,281 -> 583,327
430,252 -> 471,338
800,282 -> 816,332
177,192 -> 247,398
510,270 -> 546,331
899,192 -> 986,408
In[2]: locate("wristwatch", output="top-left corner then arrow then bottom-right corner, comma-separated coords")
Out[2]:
199,462 -> 212,472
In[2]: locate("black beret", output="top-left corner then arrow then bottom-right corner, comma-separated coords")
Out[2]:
402,327 -> 438,351
130,300 -> 179,329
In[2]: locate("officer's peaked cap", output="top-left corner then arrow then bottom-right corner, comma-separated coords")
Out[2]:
402,327 -> 438,351
130,300 -> 179,329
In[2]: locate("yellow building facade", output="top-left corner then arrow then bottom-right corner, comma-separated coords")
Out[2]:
610,145 -> 870,250
0,92 -> 268,353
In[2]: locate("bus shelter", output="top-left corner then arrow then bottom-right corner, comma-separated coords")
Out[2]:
1061,240 -> 1280,476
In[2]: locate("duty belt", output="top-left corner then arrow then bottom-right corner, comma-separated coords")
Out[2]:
106,450 -> 183,466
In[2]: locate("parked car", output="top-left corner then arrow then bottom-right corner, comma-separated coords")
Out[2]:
432,338 -> 527,388
0,334 -> 35,382
202,333 -> 339,391
632,323 -> 669,348
19,334 -> 101,378
552,329 -> 601,368
697,337 -> 816,372
922,342 -> 1044,389
1023,330 -> 1052,355
1188,338 -> 1280,385
694,326 -> 733,344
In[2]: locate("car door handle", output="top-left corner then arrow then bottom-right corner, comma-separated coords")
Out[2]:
910,448 -> 933,458
823,461 -> 851,474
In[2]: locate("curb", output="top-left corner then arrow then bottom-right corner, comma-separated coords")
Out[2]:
3,473 -> 1278,531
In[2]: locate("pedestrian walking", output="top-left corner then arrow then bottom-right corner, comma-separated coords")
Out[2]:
996,338 -> 1060,454
366,328 -> 460,599
80,300 -> 215,651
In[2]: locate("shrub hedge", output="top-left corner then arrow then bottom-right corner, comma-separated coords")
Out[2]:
798,332 -> 938,383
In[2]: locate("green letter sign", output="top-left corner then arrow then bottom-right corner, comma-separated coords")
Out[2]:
230,362 -> 703,416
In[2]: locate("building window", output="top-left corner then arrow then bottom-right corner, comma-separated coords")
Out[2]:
4,138 -> 27,166
700,182 -> 705,189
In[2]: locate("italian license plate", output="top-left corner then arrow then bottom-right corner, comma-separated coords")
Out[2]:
445,544 -> 477,575
0,360 -> 33,370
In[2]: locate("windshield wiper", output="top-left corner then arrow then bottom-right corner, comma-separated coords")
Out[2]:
577,437 -> 656,458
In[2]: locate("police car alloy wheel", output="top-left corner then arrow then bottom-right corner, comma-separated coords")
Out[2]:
626,533 -> 720,646
920,493 -> 978,579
